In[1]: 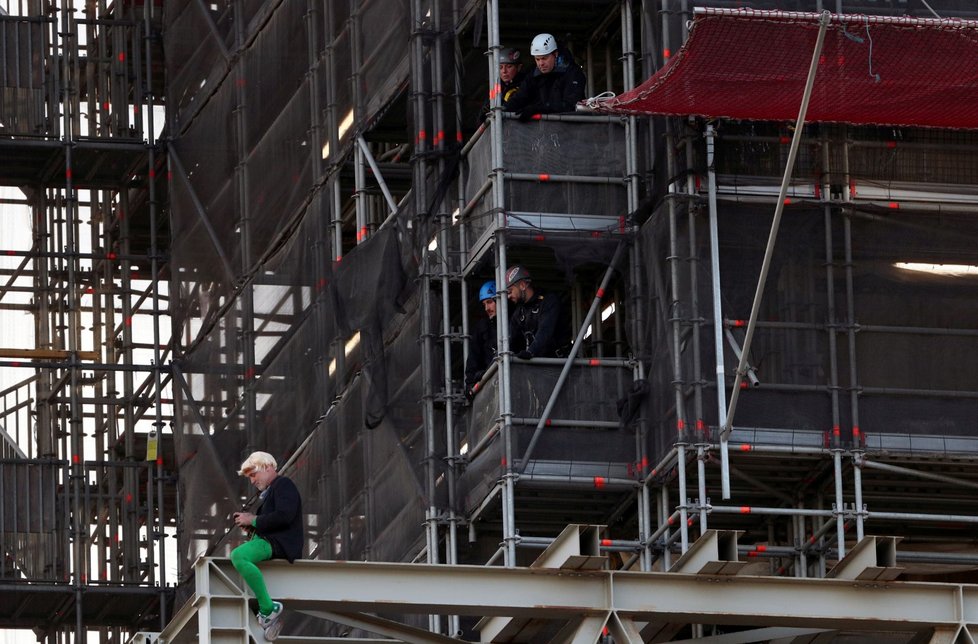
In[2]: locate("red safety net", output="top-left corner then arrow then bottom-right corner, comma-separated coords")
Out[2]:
589,9 -> 978,129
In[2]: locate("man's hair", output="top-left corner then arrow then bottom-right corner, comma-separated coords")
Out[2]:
238,451 -> 277,475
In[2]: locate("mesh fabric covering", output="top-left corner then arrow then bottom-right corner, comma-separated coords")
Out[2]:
593,9 -> 978,129
638,192 -> 978,462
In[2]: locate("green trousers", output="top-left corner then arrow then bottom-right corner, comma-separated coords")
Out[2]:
230,537 -> 275,616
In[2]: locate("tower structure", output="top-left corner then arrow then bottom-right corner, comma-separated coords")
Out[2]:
7,1 -> 978,643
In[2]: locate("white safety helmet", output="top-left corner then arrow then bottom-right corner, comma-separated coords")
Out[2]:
530,33 -> 557,56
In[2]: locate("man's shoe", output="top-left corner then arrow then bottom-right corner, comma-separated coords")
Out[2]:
257,602 -> 284,641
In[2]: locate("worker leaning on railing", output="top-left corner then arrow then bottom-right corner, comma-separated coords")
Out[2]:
505,33 -> 587,122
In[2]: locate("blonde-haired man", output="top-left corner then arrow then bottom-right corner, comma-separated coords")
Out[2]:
231,451 -> 302,640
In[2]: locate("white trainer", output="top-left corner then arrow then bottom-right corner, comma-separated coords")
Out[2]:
257,601 -> 284,641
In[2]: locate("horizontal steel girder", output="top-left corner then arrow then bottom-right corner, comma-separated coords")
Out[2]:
202,557 -> 978,631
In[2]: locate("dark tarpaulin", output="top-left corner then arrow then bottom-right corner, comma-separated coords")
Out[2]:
589,9 -> 978,129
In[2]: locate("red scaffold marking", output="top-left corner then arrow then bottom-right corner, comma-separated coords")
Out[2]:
593,476 -> 606,489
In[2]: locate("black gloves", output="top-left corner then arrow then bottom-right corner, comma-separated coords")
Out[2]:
517,105 -> 544,122
516,350 -> 534,360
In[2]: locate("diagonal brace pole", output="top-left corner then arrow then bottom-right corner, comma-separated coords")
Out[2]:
720,11 -> 832,443
518,241 -> 626,473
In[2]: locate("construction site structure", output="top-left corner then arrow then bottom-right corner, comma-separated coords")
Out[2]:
5,0 -> 978,642
0,0 -> 172,641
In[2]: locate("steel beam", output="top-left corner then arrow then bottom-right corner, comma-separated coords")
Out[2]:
150,557 -> 978,643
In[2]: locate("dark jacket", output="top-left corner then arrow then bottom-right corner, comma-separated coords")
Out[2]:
505,52 -> 586,117
510,290 -> 569,358
479,70 -> 527,123
465,315 -> 498,389
255,475 -> 303,563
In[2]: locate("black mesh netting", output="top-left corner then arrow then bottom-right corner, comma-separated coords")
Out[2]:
637,192 -> 978,462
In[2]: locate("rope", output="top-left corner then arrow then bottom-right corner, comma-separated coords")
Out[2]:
579,90 -> 617,111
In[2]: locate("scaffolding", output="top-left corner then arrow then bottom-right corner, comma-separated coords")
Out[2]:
0,0 -> 173,641
9,0 -> 978,642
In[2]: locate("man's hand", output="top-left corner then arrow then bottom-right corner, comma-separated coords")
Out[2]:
233,511 -> 256,528
517,106 -> 542,122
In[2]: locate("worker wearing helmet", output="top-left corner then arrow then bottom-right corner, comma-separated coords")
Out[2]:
465,280 -> 499,400
505,33 -> 586,121
480,47 -> 527,123
505,265 -> 569,359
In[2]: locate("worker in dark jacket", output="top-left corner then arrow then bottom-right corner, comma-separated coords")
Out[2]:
465,280 -> 499,399
479,47 -> 526,123
231,451 -> 303,641
505,33 -> 586,121
505,265 -> 569,359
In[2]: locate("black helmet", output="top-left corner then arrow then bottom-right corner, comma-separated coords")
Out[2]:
505,265 -> 531,288
499,47 -> 522,65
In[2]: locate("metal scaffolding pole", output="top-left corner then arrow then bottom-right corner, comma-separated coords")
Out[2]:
664,125 -> 691,553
